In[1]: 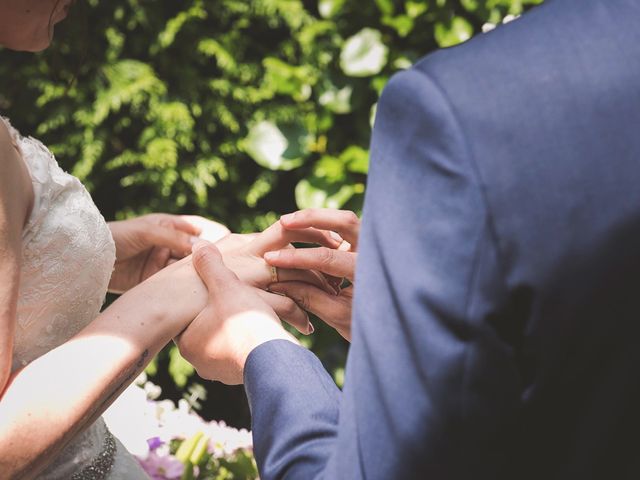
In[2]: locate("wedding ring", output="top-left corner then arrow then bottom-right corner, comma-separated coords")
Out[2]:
270,265 -> 279,284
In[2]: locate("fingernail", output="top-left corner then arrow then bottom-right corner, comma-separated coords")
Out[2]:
330,231 -> 343,243
190,236 -> 200,245
264,251 -> 280,262
280,212 -> 297,224
307,322 -> 315,335
338,240 -> 352,252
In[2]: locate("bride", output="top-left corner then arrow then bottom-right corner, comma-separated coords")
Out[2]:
0,1 -> 345,478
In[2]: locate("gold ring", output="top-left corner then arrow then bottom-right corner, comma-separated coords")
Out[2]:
270,265 -> 279,284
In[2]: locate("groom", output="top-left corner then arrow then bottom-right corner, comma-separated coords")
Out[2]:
180,0 -> 640,478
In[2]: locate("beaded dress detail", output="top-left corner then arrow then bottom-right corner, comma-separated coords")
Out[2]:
2,117 -> 149,479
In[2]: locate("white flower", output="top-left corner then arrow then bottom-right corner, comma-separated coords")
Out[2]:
105,380 -> 253,462
482,23 -> 496,33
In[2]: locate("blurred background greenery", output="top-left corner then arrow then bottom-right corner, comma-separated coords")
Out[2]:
0,0 -> 542,429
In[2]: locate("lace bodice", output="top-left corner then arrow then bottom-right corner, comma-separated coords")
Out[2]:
6,118 -> 116,372
2,117 -> 147,479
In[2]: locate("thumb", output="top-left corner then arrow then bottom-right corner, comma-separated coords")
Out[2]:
192,241 -> 240,296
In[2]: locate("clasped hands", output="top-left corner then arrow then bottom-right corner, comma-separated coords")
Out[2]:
177,209 -> 359,385
109,209 -> 358,385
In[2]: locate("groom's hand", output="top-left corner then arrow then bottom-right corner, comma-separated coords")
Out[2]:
264,209 -> 359,341
176,242 -> 299,385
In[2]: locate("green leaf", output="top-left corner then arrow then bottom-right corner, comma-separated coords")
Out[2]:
318,85 -> 353,114
198,39 -> 237,71
189,433 -> 211,465
142,138 -> 179,170
176,432 -> 204,463
262,57 -> 315,101
434,17 -> 474,48
314,155 -> 346,183
405,1 -> 428,18
246,171 -> 277,207
374,0 -> 395,16
296,176 -> 357,209
168,346 -> 195,389
460,0 -> 480,12
243,121 -> 307,171
318,0 -> 346,18
340,146 -> 369,174
144,355 -> 158,377
340,28 -> 389,77
382,15 -> 415,38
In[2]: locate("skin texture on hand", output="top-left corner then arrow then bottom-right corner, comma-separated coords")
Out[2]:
264,209 -> 360,341
177,242 -> 298,385
209,220 -> 349,335
213,220 -> 341,290
108,214 -> 232,294
108,214 -> 205,294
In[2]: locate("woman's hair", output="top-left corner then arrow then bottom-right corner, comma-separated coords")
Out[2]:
47,0 -> 87,92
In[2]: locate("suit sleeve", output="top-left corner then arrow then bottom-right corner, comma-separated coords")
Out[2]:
244,67 -> 523,480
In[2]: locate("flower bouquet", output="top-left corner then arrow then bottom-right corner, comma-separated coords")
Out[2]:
103,374 -> 258,480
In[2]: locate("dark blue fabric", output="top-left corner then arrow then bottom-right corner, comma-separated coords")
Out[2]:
244,1 -> 640,478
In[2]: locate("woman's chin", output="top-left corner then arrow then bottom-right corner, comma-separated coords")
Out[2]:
23,35 -> 53,53
9,24 -> 56,52
2,36 -> 51,53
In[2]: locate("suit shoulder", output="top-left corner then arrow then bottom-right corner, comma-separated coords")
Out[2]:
413,0 -> 639,97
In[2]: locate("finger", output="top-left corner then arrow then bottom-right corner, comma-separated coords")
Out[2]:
192,242 -> 241,296
323,273 -> 343,294
180,215 -> 231,242
274,267 -> 338,295
144,224 -> 198,256
284,228 -> 343,248
163,214 -> 203,237
280,209 -> 360,249
264,248 -> 356,281
257,290 -> 313,335
268,282 -> 346,331
250,221 -> 341,253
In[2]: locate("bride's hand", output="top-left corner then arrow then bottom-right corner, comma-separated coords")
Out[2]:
195,221 -> 342,334
108,214 -> 229,294
213,220 -> 343,293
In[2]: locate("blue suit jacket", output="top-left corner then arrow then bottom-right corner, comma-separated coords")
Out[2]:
244,1 -> 640,478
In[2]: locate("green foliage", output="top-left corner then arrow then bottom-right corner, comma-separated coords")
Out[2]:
0,0 -> 543,425
169,345 -> 196,389
173,433 -> 258,480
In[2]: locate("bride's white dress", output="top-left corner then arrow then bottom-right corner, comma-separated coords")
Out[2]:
2,117 -> 149,479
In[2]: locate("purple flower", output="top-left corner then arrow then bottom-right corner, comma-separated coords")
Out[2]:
138,452 -> 184,480
147,437 -> 164,452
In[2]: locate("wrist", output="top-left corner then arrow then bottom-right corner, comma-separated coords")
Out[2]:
125,258 -> 207,337
232,314 -> 299,371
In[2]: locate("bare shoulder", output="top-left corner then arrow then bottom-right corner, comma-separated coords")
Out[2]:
0,120 -> 27,393
0,120 -> 33,235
